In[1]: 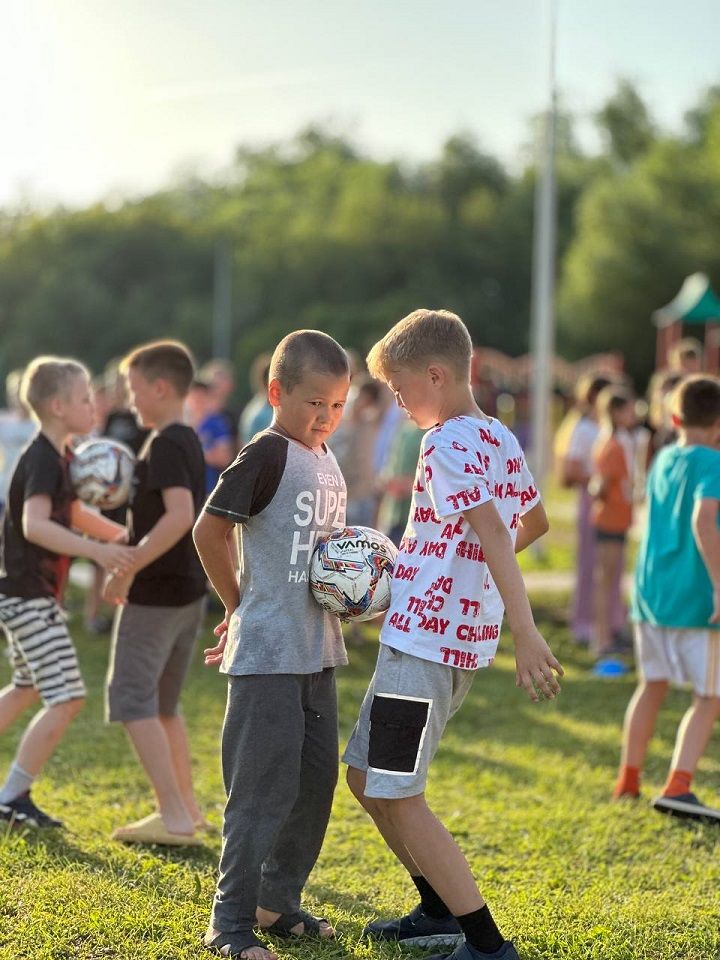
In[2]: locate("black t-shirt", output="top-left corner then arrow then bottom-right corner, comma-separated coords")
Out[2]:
103,409 -> 150,456
0,433 -> 74,600
127,423 -> 207,607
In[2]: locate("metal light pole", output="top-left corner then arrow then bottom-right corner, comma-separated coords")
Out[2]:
529,0 -> 557,491
213,240 -> 233,360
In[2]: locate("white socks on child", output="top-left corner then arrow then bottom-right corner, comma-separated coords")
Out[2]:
0,762 -> 34,804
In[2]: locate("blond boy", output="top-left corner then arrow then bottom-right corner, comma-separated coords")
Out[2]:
0,357 -> 134,828
343,310 -> 562,960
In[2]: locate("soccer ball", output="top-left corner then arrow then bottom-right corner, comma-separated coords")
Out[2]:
70,438 -> 136,510
310,526 -> 398,621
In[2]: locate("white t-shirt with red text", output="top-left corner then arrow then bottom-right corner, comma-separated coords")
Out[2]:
381,415 -> 540,670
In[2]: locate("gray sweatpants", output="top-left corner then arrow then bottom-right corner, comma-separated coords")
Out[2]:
211,669 -> 338,933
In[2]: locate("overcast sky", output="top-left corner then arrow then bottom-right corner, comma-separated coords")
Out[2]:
3,0 -> 719,208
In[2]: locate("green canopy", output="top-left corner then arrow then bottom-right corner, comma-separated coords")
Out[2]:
653,272 -> 720,327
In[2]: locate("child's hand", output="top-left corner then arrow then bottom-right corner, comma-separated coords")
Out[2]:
93,541 -> 136,573
102,570 -> 133,605
513,627 -> 564,702
204,619 -> 228,667
711,588 -> 720,624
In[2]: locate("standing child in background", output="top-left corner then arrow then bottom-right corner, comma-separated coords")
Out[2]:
193,330 -> 350,960
0,357 -> 134,828
589,386 -> 636,665
343,309 -> 562,960
104,340 -> 208,846
556,374 -> 616,647
614,376 -> 720,820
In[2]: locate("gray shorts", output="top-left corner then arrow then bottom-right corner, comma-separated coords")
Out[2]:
342,643 -> 475,798
106,597 -> 206,723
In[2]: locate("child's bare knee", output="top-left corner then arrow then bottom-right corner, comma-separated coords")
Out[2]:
53,696 -> 85,719
346,765 -> 369,803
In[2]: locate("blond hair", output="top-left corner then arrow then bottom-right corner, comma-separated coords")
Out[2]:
366,309 -> 473,381
20,356 -> 89,420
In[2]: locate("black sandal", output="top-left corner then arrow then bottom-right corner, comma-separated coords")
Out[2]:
260,908 -> 334,940
203,930 -> 271,958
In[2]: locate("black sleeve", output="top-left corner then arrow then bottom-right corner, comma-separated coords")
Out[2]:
145,435 -> 193,492
206,433 -> 287,524
24,444 -> 64,500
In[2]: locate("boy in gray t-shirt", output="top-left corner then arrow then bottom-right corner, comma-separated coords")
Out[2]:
194,331 -> 350,960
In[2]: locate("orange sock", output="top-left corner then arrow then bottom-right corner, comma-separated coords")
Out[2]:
613,764 -> 640,798
663,769 -> 693,797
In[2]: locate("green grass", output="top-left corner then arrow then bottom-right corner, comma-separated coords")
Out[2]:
0,596 -> 718,960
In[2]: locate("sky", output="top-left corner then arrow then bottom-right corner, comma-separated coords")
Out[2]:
2,0 -> 719,208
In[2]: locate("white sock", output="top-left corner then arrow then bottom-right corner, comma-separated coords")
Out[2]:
0,762 -> 34,804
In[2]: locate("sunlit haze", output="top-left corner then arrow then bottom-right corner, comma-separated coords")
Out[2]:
3,0 -> 719,207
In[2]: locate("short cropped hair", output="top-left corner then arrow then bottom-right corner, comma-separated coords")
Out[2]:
366,309 -> 473,381
673,375 -> 720,428
120,339 -> 195,398
269,330 -> 349,392
20,356 -> 89,419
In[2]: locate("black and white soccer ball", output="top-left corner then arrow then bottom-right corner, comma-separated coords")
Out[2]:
70,438 -> 136,510
310,525 -> 398,621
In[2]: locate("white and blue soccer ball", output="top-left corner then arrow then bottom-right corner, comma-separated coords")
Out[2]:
70,438 -> 136,510
310,525 -> 398,621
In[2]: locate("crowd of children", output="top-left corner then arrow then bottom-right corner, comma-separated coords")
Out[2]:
0,317 -> 718,960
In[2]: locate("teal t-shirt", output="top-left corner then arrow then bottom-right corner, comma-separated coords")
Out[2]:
633,444 -> 720,629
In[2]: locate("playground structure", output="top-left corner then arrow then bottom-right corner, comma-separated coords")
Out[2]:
653,272 -> 720,373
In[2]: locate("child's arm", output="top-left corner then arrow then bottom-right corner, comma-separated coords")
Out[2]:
692,497 -> 720,623
193,510 -> 240,615
23,495 -> 135,572
464,499 -> 563,700
102,487 -> 196,605
514,501 -> 549,554
131,486 -> 195,572
70,500 -> 128,542
193,509 -> 241,665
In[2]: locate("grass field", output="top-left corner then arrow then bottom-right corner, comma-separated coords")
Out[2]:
0,587 -> 718,960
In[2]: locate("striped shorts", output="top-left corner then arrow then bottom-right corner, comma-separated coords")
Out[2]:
0,594 -> 86,705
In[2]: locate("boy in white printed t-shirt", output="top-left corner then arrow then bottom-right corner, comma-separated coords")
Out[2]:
343,309 -> 563,960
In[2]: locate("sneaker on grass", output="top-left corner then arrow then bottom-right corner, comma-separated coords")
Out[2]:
652,792 -> 720,823
363,904 -> 463,949
426,939 -> 521,960
0,792 -> 64,829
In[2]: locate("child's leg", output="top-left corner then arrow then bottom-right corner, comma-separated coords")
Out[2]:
373,793 -> 506,955
0,684 -> 39,733
571,489 -> 595,643
208,675 -> 311,940
346,765 -> 421,873
123,717 -> 195,835
593,538 -> 624,656
107,600 -> 203,835
661,694 -> 720,796
0,697 -> 85,803
613,679 -> 668,797
256,669 -> 338,934
159,714 -> 203,825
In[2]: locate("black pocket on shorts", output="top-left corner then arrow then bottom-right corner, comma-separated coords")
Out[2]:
368,694 -> 430,774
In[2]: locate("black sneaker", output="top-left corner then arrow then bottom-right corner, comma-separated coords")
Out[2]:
426,940 -> 521,960
0,792 -> 64,829
363,904 -> 463,949
652,792 -> 720,823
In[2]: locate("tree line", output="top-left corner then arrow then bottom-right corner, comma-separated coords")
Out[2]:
1,80 -> 719,399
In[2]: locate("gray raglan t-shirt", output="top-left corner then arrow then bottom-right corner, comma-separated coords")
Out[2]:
205,428 -> 348,676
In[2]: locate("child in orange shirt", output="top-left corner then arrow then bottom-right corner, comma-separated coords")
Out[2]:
590,386 -> 636,661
